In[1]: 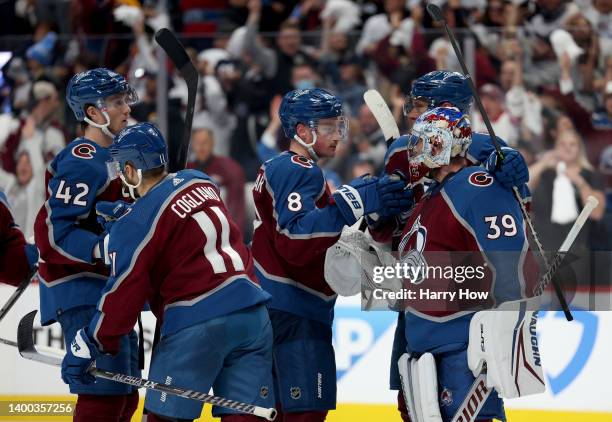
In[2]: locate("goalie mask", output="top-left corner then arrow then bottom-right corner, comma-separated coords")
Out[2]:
408,107 -> 472,169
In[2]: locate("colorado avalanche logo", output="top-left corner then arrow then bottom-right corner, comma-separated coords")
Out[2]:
440,387 -> 453,407
469,171 -> 493,187
398,215 -> 428,284
72,143 -> 96,159
291,155 -> 313,169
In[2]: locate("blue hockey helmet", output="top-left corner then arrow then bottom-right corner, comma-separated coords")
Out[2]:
110,122 -> 168,173
409,107 -> 472,169
406,71 -> 472,114
66,68 -> 138,121
279,88 -> 345,139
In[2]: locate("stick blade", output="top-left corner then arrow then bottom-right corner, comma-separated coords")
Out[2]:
426,3 -> 444,21
363,90 -> 400,142
154,29 -> 198,84
17,310 -> 62,366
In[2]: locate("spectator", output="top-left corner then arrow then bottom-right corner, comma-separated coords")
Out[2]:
291,61 -> 322,90
557,52 -> 612,165
528,130 -> 606,284
472,83 -> 520,146
188,127 -> 247,231
334,55 -> 368,118
356,0 -> 412,57
500,57 -> 544,142
25,31 -> 58,82
583,0 -> 612,40
0,148 -> 45,239
592,80 -> 612,128
0,81 -> 64,173
187,49 -> 236,157
272,20 -> 318,95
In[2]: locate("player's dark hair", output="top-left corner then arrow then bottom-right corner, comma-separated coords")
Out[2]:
142,165 -> 166,179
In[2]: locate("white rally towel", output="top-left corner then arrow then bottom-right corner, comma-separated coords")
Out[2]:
551,161 -> 579,224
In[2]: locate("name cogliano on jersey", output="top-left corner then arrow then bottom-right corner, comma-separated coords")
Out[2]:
171,185 -> 221,218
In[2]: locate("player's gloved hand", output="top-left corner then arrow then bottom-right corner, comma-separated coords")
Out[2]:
485,147 -> 529,189
92,233 -> 110,265
61,328 -> 99,386
332,175 -> 406,225
377,175 -> 413,219
96,201 -> 130,231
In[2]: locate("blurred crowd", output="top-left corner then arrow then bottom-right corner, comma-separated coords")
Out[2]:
0,0 -> 610,277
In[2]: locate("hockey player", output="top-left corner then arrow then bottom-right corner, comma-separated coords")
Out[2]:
61,122 -> 274,422
33,68 -> 139,422
395,107 -> 543,422
0,190 -> 38,286
251,88 -> 412,421
372,72 -> 531,413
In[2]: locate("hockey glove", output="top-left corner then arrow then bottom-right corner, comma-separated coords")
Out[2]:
485,147 -> 529,189
61,328 -> 99,386
333,175 -> 406,226
96,200 -> 131,232
377,177 -> 413,219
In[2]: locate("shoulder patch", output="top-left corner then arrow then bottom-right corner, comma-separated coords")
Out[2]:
468,171 -> 494,187
71,143 -> 96,159
290,155 -> 314,169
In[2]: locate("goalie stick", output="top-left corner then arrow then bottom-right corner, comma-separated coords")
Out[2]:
425,2 -> 573,322
16,310 -> 277,421
153,28 -> 198,173
447,196 -> 598,422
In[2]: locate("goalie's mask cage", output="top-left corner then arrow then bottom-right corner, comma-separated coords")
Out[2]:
279,88 -> 346,160
66,68 -> 138,137
406,70 -> 473,115
110,122 -> 168,197
409,107 -> 472,169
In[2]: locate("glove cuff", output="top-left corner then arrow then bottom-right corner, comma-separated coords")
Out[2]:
333,184 -> 365,225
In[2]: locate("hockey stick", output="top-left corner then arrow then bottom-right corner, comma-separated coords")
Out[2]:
364,90 -> 400,147
0,267 -> 36,323
17,310 -> 277,421
149,30 -> 199,418
425,2 -> 573,321
154,28 -> 199,173
448,196 -> 598,422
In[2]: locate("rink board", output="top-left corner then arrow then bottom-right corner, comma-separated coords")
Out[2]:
1,285 -> 611,421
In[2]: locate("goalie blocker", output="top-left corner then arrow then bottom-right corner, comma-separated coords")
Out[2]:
398,298 -> 545,422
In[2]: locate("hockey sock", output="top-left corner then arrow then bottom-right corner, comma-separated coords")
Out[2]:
73,393 -> 137,422
273,407 -> 328,422
118,391 -> 139,422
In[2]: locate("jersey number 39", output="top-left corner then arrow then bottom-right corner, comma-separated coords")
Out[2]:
484,215 -> 517,239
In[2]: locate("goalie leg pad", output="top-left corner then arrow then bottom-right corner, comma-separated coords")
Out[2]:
398,353 -> 443,422
467,301 -> 546,399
